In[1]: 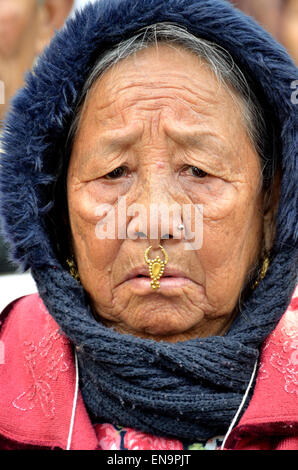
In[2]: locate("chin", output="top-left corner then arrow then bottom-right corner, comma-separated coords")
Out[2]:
113,312 -> 204,342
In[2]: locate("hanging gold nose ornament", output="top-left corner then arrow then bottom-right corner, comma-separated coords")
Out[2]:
144,245 -> 169,291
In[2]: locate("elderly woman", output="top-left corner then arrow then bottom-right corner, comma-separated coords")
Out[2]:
0,0 -> 297,451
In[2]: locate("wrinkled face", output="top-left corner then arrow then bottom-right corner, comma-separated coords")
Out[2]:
67,45 -> 264,342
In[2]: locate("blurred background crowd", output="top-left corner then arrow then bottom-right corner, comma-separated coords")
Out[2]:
0,0 -> 297,307
231,0 -> 298,63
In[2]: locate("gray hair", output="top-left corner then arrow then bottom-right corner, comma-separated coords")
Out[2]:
67,23 -> 270,187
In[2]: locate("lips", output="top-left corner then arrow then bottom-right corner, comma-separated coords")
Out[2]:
125,266 -> 190,282
121,266 -> 193,291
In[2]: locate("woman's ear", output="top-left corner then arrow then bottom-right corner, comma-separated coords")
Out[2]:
263,170 -> 281,253
35,0 -> 73,55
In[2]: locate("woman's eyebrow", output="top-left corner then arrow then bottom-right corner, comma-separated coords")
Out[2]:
166,126 -> 235,163
77,126 -> 143,162
76,123 -> 235,171
165,125 -> 228,151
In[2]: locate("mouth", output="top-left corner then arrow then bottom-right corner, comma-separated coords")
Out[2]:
122,266 -> 193,291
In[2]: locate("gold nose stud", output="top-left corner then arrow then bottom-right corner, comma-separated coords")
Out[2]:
144,245 -> 168,291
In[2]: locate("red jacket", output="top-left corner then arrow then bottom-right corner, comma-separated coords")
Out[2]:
0,291 -> 297,450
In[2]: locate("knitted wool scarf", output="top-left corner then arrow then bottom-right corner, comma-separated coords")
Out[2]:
1,0 -> 297,443
32,248 -> 295,442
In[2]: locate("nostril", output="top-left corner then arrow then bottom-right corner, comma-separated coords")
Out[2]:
161,233 -> 173,239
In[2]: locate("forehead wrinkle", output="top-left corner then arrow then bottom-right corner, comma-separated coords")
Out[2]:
92,61 -> 221,101
85,56 -> 228,130
90,86 -> 220,134
108,80 -> 220,109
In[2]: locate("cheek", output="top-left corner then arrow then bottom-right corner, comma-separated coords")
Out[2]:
198,191 -> 263,305
182,179 -> 237,221
83,179 -> 133,206
201,209 -> 262,271
68,190 -> 121,302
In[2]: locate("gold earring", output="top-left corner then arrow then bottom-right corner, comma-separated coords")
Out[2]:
144,245 -> 168,291
252,254 -> 270,290
66,256 -> 81,283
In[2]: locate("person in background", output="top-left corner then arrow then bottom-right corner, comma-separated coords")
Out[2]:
0,0 -> 73,123
0,0 -> 73,273
231,0 -> 298,64
281,0 -> 298,64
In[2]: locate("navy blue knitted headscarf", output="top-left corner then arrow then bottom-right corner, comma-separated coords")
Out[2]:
0,0 -> 297,441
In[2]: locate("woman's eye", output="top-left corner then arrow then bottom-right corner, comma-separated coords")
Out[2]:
185,166 -> 208,178
104,166 -> 128,179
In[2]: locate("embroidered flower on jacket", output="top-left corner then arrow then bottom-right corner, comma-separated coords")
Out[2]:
257,298 -> 297,396
12,300 -> 69,418
96,423 -> 122,450
123,428 -> 184,450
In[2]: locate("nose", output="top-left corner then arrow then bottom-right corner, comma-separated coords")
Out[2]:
147,203 -> 179,249
127,170 -> 184,249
